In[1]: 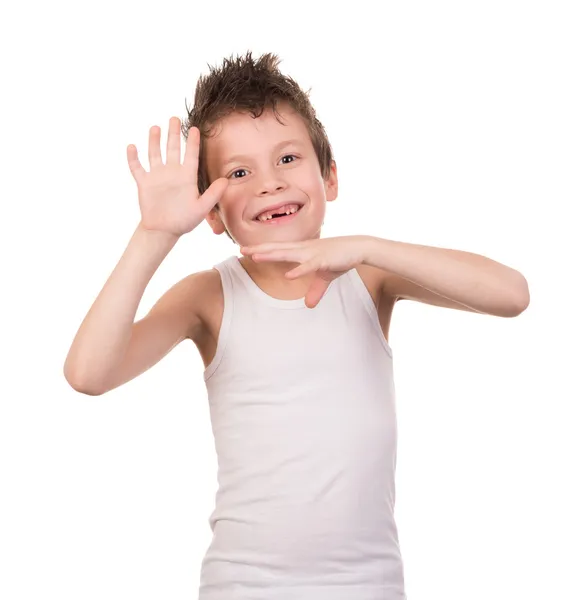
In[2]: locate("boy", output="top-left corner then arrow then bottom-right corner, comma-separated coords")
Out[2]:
64,52 -> 529,600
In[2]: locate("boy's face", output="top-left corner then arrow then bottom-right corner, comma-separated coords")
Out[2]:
204,103 -> 338,247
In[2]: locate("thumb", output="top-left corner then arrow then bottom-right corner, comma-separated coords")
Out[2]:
199,178 -> 229,213
305,277 -> 331,309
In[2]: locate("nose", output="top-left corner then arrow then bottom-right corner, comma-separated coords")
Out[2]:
257,167 -> 287,196
259,184 -> 285,196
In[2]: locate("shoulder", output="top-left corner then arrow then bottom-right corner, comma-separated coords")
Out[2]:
354,263 -> 396,340
185,268 -> 224,344
159,268 -> 223,346
353,263 -> 390,308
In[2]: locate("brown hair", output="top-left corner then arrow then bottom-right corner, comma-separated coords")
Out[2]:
180,51 -> 335,241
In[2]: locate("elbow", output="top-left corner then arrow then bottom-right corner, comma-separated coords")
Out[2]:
503,277 -> 530,317
63,366 -> 105,396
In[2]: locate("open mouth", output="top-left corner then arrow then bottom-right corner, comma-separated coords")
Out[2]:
253,203 -> 304,224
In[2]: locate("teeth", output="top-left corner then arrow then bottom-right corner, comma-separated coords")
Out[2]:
256,204 -> 300,222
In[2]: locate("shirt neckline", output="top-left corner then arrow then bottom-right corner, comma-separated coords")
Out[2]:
228,255 -> 337,310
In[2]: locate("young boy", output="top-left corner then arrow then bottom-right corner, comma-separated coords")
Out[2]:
64,52 -> 530,600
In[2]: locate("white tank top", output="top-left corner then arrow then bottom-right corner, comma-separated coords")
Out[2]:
198,255 -> 406,600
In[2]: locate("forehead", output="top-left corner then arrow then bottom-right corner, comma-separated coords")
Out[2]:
205,105 -> 312,170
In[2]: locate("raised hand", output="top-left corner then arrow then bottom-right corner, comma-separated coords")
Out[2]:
127,117 -> 229,237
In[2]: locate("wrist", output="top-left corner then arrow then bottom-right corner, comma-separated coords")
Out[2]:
136,222 -> 181,245
359,235 -> 381,266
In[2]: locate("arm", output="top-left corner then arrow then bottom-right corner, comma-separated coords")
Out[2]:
362,236 -> 530,318
63,224 -> 184,395
64,117 -> 228,394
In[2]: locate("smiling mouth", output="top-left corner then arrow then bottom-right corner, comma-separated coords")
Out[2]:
253,203 -> 303,223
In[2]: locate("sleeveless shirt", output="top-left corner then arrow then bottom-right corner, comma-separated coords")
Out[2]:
198,255 -> 406,600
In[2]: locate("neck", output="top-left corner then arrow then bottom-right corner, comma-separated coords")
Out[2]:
238,256 -> 315,300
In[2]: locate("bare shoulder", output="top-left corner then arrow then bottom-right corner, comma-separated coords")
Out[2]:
354,263 -> 396,343
181,268 -> 224,369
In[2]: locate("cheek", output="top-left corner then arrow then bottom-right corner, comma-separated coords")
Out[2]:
218,185 -> 237,207
306,179 -> 327,201
302,165 -> 326,191
218,191 -> 246,221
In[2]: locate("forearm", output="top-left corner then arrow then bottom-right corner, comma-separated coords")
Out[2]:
361,236 -> 529,313
63,223 -> 179,392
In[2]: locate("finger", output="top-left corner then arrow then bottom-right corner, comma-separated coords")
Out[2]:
148,125 -> 162,168
166,117 -> 181,165
199,177 -> 229,214
252,250 -> 303,263
240,242 -> 300,255
183,126 -> 200,181
126,144 -> 146,185
285,259 -> 318,279
305,277 -> 330,309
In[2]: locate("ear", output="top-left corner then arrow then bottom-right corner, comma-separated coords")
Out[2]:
324,160 -> 338,202
206,206 -> 227,235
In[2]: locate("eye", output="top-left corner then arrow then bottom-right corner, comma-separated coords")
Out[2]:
231,168 -> 248,180
227,155 -> 299,180
280,154 -> 298,164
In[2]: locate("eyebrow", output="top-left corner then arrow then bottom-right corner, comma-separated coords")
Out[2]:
220,139 -> 305,168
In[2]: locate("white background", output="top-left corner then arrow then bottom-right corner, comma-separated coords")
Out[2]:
1,1 -> 578,599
